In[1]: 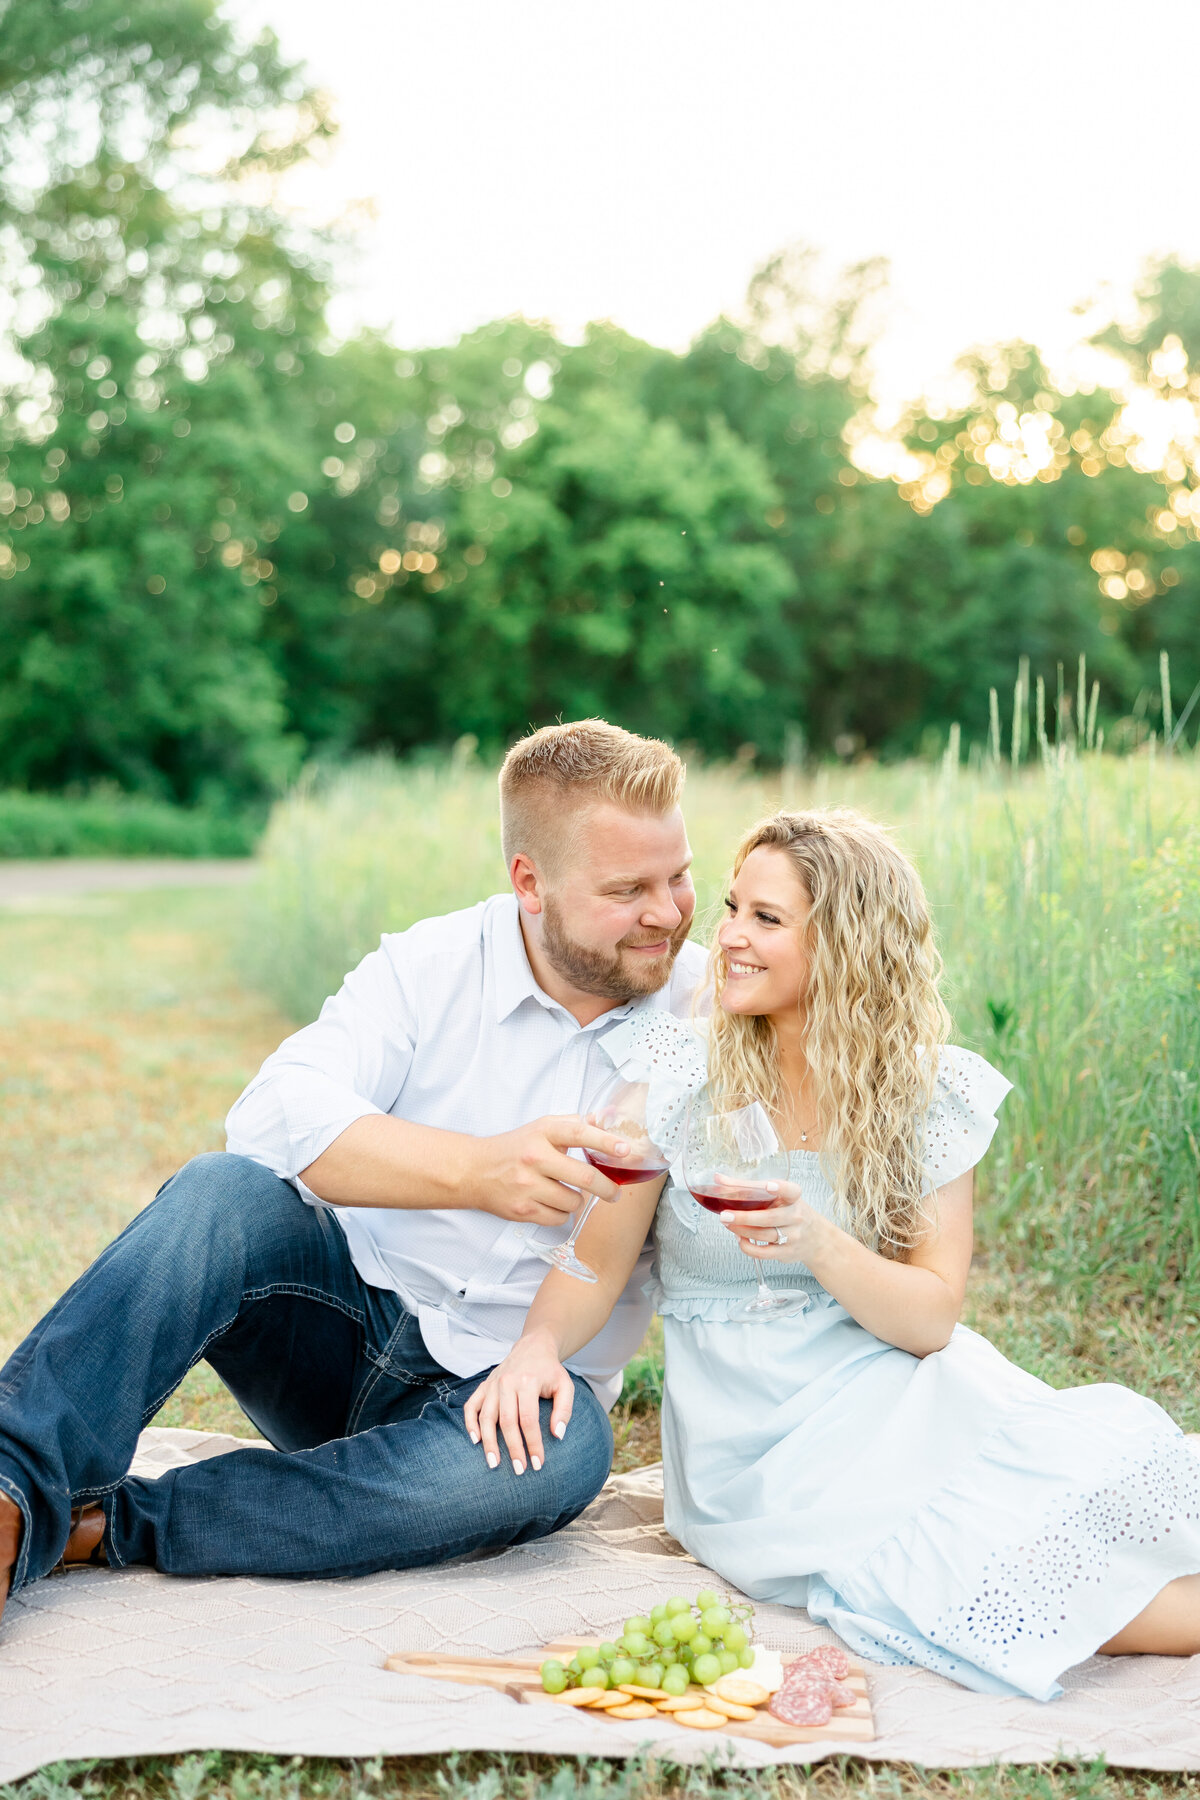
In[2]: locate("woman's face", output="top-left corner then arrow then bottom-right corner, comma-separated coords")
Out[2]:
717,845 -> 812,1019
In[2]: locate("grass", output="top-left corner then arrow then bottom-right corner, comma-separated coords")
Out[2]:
5,1750 -> 1200,1800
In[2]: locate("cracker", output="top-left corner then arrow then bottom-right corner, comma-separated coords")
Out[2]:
616,1683 -> 669,1699
654,1692 -> 707,1712
606,1700 -> 658,1719
551,1689 -> 610,1708
672,1707 -> 727,1730
703,1694 -> 758,1721
711,1675 -> 770,1706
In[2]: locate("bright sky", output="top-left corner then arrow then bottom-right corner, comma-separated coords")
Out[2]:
228,0 -> 1200,409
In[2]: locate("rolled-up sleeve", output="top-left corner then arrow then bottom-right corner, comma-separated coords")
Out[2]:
226,938 -> 417,1182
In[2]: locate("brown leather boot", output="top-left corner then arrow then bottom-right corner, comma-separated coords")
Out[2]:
0,1492 -> 21,1621
61,1504 -> 107,1568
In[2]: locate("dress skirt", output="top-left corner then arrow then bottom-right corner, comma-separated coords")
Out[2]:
660,1297 -> 1200,1700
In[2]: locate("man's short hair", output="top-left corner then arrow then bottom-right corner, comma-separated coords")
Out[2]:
499,719 -> 684,873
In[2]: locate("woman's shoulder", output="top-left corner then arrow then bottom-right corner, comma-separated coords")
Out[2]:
921,1044 -> 1013,1189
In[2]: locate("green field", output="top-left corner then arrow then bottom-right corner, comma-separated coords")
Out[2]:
2,745 -> 1199,1797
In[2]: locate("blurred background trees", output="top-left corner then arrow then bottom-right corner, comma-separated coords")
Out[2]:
2,1 -> 1199,810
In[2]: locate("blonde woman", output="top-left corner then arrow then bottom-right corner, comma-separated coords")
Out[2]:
466,807 -> 1200,1702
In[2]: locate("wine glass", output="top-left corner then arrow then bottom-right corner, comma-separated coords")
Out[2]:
681,1091 -> 811,1321
530,1071 -> 669,1284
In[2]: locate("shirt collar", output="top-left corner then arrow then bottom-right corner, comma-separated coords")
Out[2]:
490,893 -> 639,1032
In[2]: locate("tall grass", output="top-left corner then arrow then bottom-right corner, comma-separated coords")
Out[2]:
241,745 -> 1200,1317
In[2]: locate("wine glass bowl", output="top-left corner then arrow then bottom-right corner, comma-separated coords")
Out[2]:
682,1092 -> 811,1322
531,1075 -> 668,1283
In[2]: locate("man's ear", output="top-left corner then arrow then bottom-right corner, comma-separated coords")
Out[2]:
510,852 -> 545,916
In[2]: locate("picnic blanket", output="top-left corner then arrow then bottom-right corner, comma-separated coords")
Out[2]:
0,1426 -> 1197,1779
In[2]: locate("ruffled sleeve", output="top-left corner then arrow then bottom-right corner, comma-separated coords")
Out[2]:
597,1009 -> 708,1161
921,1045 -> 1012,1189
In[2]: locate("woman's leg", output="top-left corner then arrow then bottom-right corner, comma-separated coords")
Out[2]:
1098,1574 -> 1200,1656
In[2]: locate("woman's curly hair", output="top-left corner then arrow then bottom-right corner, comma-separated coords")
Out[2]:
706,807 -> 951,1257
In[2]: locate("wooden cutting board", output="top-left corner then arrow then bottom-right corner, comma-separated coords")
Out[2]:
383,1638 -> 875,1748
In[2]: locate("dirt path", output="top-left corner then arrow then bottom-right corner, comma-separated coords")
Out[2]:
0,858 -> 253,902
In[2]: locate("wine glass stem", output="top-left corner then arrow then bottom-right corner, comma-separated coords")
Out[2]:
559,1193 -> 599,1254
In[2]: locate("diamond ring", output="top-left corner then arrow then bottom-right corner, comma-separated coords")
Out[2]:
775,1227 -> 789,1246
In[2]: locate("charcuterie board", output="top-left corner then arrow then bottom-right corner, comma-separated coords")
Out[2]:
383,1638 -> 874,1747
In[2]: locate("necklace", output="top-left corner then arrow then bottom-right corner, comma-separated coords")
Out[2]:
799,1129 -> 808,1143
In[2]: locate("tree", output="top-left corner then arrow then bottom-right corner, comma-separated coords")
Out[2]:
0,0 -> 331,801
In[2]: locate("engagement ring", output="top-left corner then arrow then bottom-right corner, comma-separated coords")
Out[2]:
775,1227 -> 789,1246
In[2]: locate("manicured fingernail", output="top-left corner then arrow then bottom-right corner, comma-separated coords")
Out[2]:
486,1452 -> 499,1469
766,1182 -> 779,1193
513,1460 -> 525,1476
553,1421 -> 566,1439
721,1211 -> 733,1221
468,1430 -> 480,1444
614,1139 -> 630,1155
531,1456 -> 542,1472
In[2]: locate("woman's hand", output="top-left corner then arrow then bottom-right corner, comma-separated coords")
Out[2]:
715,1178 -> 823,1263
462,1326 -> 574,1475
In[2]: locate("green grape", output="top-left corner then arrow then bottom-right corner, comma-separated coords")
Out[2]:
738,1647 -> 756,1668
662,1663 -> 691,1696
540,1659 -> 567,1695
640,1660 -> 665,1689
671,1614 -> 697,1642
665,1595 -> 691,1617
567,1656 -> 582,1673
675,1642 -> 694,1665
700,1606 -> 732,1635
717,1649 -> 740,1675
652,1618 -> 677,1648
695,1589 -> 720,1611
577,1645 -> 601,1670
692,1653 -> 721,1687
691,1633 -> 713,1658
578,1666 -> 609,1689
598,1642 -> 618,1664
621,1631 -> 651,1659
624,1615 -> 653,1638
650,1602 -> 668,1625
608,1656 -> 637,1686
723,1622 -> 748,1653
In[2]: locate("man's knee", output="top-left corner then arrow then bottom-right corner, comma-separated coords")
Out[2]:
140,1153 -> 300,1264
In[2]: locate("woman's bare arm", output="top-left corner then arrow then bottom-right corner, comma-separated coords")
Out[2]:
720,1168 -> 974,1357
462,1174 -> 665,1470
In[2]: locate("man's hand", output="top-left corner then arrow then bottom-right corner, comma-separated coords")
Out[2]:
464,1114 -> 631,1225
463,1328 -> 575,1474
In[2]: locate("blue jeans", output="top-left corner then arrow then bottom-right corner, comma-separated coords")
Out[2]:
0,1154 -> 613,1593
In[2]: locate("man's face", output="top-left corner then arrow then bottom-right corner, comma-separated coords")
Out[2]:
537,803 -> 696,1001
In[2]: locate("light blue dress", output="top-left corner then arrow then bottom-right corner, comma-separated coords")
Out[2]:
602,1018 -> 1200,1703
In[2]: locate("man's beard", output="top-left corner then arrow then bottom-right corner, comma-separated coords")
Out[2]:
541,896 -> 692,1001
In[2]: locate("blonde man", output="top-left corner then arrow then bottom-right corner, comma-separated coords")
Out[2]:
0,721 -> 701,1609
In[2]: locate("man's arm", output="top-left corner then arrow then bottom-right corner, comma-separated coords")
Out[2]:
226,936 -> 628,1223
299,1110 -> 630,1224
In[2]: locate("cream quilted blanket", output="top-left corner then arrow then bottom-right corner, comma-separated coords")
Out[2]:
0,1427 -> 1197,1779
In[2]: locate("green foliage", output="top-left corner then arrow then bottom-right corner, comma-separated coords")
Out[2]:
4,12 -> 1200,805
0,788 -> 254,855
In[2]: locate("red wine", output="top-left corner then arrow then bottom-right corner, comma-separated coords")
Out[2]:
689,1188 -> 769,1214
584,1150 -> 668,1185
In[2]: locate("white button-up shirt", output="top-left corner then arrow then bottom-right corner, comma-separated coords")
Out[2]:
226,893 -> 706,1406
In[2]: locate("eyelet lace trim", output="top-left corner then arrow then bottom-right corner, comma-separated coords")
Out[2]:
927,1435 -> 1200,1669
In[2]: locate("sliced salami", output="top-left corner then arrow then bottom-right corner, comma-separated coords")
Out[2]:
797,1645 -> 851,1680
828,1679 -> 858,1709
769,1684 -> 833,1726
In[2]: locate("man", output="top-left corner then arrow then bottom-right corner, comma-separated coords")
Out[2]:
0,720 -> 702,1615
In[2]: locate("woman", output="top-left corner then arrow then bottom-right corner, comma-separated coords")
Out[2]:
465,808 -> 1200,1702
